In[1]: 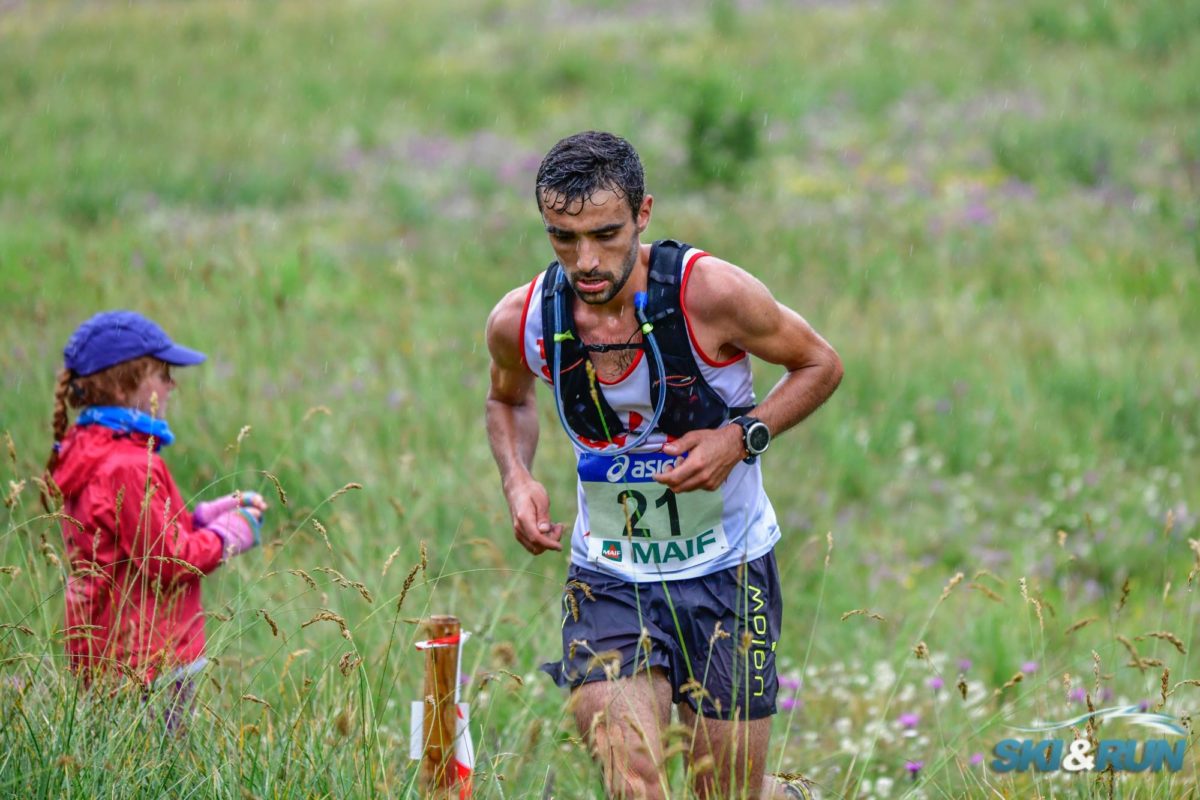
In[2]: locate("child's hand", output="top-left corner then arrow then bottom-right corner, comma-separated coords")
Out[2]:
205,508 -> 261,559
194,491 -> 269,527
238,491 -> 268,522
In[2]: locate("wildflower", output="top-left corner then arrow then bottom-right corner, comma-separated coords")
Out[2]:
969,752 -> 984,766
905,760 -> 923,780
958,658 -> 972,672
779,675 -> 802,691
899,712 -> 920,728
928,676 -> 945,691
1138,699 -> 1150,712
779,696 -> 798,711
963,200 -> 994,226
1021,660 -> 1039,674
1069,687 -> 1087,703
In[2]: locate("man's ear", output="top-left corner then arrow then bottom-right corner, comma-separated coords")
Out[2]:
636,194 -> 653,233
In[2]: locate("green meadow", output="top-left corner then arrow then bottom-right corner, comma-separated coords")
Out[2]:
1,0 -> 1198,796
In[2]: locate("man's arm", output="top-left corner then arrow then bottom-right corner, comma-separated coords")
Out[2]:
485,286 -> 565,555
655,256 -> 843,493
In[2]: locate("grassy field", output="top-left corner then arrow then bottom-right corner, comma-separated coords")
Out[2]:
1,0 -> 1198,796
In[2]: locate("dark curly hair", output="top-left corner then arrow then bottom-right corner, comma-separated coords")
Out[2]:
535,131 -> 645,219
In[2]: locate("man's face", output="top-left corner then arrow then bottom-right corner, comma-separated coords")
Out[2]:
540,187 -> 652,306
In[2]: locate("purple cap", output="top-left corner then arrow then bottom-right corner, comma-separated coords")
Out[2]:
64,310 -> 207,376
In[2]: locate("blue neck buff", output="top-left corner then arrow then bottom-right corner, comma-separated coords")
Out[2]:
77,406 -> 175,448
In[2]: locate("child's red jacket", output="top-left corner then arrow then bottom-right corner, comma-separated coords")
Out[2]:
53,424 -> 225,683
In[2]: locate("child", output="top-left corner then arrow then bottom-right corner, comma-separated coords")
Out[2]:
46,310 -> 266,700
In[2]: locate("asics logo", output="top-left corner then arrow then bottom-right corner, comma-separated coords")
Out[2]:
604,454 -> 676,482
605,456 -> 630,482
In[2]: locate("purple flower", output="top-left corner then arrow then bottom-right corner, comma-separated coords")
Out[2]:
962,200 -> 994,226
899,712 -> 920,728
969,752 -> 984,766
1100,687 -> 1113,702
958,658 -> 972,672
1069,687 -> 1087,703
905,760 -> 923,779
928,676 -> 945,691
779,675 -> 802,691
1021,661 -> 1039,675
1138,699 -> 1150,712
779,696 -> 799,711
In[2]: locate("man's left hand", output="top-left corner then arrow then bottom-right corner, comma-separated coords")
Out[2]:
653,425 -> 745,493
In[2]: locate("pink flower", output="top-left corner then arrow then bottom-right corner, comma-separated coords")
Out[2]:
958,658 -> 972,672
928,676 -> 945,691
1021,661 -> 1039,674
969,752 -> 984,766
899,712 -> 920,728
779,696 -> 798,711
905,760 -> 924,779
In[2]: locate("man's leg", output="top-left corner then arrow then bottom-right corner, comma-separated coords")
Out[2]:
572,667 -> 674,800
680,703 -> 793,800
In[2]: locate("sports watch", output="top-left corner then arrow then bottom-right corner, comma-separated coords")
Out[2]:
731,415 -> 771,463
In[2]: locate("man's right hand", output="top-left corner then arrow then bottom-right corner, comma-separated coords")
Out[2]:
506,478 -> 564,555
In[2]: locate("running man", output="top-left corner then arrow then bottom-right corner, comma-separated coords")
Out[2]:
485,131 -> 842,799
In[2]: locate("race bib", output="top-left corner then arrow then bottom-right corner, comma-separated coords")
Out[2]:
579,451 -> 728,574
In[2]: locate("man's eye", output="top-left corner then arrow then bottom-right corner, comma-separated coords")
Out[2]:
552,232 -> 574,243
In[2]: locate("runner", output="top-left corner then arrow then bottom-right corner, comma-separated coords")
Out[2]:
485,131 -> 842,798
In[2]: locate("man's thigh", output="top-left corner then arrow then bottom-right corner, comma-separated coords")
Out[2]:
572,666 -> 674,746
676,552 -> 783,721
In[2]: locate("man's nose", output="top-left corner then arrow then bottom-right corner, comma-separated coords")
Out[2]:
576,238 -> 600,271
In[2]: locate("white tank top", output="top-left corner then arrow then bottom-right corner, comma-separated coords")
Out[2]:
519,247 -> 780,582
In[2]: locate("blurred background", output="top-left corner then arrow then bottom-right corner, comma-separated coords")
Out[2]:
1,0 -> 1197,797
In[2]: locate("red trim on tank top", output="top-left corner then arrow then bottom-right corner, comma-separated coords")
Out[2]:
680,250 -> 747,368
518,274 -> 539,373
596,349 -> 644,385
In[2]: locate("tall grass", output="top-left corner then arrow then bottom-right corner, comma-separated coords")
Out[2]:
2,0 -> 1198,796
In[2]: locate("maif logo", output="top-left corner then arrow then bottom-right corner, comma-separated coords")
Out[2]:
992,706 -> 1188,773
601,541 -> 622,561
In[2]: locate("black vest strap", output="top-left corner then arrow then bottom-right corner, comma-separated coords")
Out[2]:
643,240 -> 753,435
542,264 -> 627,442
542,240 -> 752,445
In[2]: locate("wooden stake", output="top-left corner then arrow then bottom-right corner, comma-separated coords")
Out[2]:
421,615 -> 461,798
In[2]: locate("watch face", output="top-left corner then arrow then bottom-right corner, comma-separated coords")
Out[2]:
747,423 -> 771,453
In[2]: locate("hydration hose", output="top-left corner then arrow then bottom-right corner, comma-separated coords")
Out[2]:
551,270 -> 667,456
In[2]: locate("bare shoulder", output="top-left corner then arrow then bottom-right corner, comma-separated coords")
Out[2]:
682,254 -> 838,371
486,284 -> 531,369
683,254 -> 780,338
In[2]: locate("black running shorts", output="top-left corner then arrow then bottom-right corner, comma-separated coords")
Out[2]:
540,551 -> 782,720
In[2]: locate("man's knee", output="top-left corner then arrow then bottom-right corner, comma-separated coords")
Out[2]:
594,717 -> 660,766
580,706 -> 667,799
601,751 -> 667,800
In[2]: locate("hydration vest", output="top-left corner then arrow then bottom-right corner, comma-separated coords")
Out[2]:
540,239 -> 754,443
